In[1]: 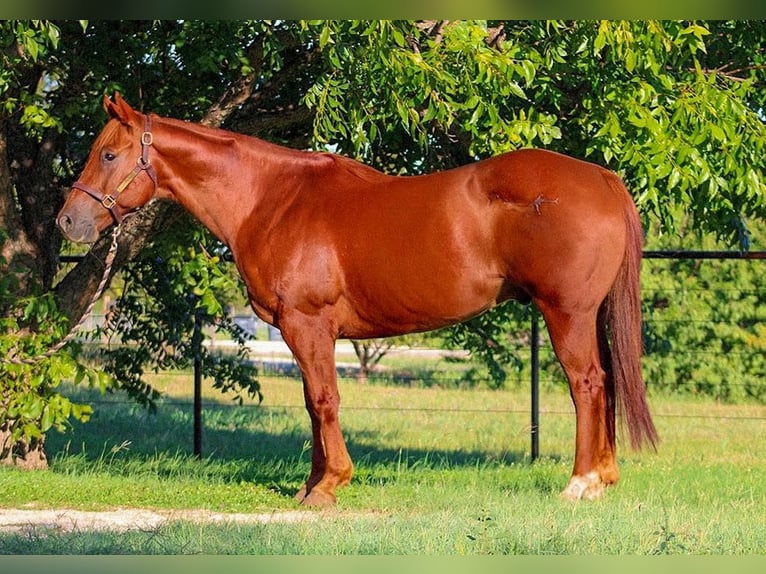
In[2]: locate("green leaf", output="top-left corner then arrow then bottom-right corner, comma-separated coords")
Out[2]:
72,403 -> 93,423
507,81 -> 526,100
40,405 -> 54,433
319,25 -> 334,50
22,423 -> 42,441
594,21 -> 609,53
625,49 -> 636,72
668,169 -> 681,189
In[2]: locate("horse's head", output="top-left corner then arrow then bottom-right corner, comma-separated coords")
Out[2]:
57,93 -> 158,243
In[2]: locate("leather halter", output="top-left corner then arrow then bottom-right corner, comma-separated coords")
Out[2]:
71,114 -> 158,223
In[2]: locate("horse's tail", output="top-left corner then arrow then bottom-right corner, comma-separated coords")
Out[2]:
601,175 -> 659,450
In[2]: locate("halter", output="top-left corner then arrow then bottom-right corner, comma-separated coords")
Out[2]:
71,114 -> 158,223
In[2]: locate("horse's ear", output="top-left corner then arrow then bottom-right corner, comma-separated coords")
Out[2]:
103,92 -> 135,124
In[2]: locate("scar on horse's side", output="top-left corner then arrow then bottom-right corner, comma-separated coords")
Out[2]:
487,191 -> 559,215
532,195 -> 560,214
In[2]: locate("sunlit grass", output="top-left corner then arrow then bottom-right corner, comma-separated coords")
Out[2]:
2,372 -> 765,554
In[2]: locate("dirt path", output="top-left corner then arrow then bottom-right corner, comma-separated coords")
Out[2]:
0,507 -> 318,534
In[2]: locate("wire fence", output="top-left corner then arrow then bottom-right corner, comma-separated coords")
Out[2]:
74,250 -> 766,459
87,393 -> 766,423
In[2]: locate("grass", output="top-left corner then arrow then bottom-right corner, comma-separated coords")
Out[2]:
2,371 -> 766,554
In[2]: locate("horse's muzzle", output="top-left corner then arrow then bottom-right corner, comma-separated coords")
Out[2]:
56,211 -> 98,244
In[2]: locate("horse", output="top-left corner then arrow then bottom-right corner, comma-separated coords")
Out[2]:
57,93 -> 658,505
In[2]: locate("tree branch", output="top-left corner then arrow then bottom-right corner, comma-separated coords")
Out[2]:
486,23 -> 506,50
199,38 -> 266,129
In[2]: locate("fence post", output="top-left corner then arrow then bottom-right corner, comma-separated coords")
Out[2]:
530,306 -> 540,462
192,312 -> 203,459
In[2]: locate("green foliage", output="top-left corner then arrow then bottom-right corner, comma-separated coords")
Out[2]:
0,20 -> 64,136
444,303 -> 528,389
302,21 -> 561,170
0,293 -> 101,449
573,21 -> 766,241
0,227 -> 100,450
641,224 -> 766,403
96,216 -> 261,409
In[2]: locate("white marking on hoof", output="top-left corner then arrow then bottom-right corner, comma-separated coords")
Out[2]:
561,471 -> 605,501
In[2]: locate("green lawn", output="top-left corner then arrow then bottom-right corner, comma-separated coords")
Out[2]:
1,373 -> 765,554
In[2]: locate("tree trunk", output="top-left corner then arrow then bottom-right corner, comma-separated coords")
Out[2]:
351,339 -> 394,383
1,123 -> 49,470
0,122 -> 38,298
6,121 -> 65,291
0,424 -> 48,470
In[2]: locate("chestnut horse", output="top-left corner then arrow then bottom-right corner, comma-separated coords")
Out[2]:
57,94 -> 657,505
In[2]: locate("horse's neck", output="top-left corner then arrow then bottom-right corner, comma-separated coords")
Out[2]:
153,117 -> 291,247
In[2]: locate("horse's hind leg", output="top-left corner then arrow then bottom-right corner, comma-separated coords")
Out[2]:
278,311 -> 353,507
537,302 -> 619,500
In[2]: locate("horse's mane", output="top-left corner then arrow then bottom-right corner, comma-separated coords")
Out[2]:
325,153 -> 390,184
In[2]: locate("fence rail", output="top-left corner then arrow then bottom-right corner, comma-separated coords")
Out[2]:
643,250 -> 766,260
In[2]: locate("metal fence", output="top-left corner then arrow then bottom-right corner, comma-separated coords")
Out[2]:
73,249 -> 766,460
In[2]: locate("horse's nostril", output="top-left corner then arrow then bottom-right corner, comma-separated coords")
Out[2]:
57,214 -> 72,232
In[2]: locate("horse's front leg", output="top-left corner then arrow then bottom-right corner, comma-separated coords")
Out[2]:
279,312 -> 353,507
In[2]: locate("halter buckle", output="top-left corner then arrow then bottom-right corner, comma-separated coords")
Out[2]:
141,131 -> 153,146
102,195 -> 117,209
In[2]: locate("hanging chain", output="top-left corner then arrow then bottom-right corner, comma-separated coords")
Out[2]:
7,225 -> 122,366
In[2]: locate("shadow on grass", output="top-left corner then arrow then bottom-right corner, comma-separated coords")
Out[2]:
45,386 -> 562,500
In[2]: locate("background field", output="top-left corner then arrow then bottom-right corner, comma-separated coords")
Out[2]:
1,368 -> 765,554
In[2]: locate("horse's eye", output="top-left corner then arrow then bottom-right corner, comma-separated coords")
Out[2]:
102,151 -> 116,162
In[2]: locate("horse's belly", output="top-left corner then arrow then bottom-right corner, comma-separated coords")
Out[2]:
338,263 -> 507,338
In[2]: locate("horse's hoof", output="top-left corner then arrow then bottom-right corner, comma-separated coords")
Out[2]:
560,471 -> 606,501
301,489 -> 337,507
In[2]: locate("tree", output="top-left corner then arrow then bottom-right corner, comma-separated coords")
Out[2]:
300,20 -> 766,385
350,340 -> 395,384
2,20 -> 765,465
